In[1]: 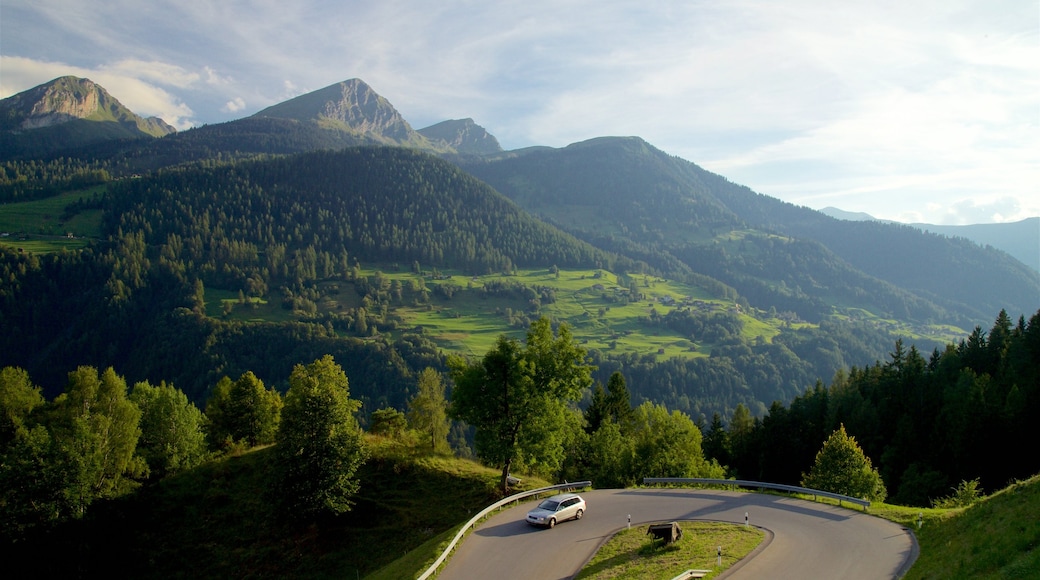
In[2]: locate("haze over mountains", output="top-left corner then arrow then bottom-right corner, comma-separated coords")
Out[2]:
1,75 -> 1037,415
820,207 -> 1039,274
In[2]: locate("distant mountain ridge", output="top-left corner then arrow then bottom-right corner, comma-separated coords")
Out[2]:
0,76 -> 175,158
248,80 -> 502,156
461,136 -> 1040,326
820,207 -> 1040,273
3,75 -> 1036,330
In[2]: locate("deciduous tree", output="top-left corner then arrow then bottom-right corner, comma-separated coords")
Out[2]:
407,367 -> 450,454
205,371 -> 281,448
801,424 -> 886,502
629,402 -> 722,481
130,380 -> 207,478
0,366 -> 44,446
49,366 -> 146,517
449,318 -> 591,491
271,355 -> 368,519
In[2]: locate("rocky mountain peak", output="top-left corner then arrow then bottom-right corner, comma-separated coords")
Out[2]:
251,78 -> 418,143
418,118 -> 502,155
0,76 -> 175,136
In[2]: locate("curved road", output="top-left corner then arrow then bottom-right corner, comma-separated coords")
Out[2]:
437,488 -> 916,579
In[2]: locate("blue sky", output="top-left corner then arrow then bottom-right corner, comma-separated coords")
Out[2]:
2,0 -> 1037,225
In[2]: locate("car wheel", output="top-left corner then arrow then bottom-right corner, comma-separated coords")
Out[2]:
575,509 -> 583,520
548,518 -> 556,529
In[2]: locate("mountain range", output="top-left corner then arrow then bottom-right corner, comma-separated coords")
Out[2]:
820,207 -> 1039,274
1,76 -> 1038,415
4,77 -> 1031,269
2,75 -> 1037,324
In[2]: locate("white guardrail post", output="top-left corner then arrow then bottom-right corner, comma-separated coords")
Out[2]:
416,480 -> 592,580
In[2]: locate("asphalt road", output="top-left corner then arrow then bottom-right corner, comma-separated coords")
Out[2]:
436,488 -> 917,579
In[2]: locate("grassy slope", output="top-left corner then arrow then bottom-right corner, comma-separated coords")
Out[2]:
0,187 -> 103,252
212,265 -> 962,364
7,436 -> 551,578
904,474 -> 1040,579
210,265 -> 757,361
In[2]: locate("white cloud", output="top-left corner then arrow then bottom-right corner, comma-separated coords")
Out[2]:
0,56 -> 196,130
204,66 -> 232,86
101,59 -> 201,89
281,80 -> 301,100
2,0 -> 1037,223
222,97 -> 246,113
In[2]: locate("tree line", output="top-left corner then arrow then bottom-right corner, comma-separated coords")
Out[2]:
0,317 -> 727,545
706,309 -> 1040,506
5,307 -> 1037,552
0,355 -> 370,542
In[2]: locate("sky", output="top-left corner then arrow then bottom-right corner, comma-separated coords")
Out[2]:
2,0 -> 1038,225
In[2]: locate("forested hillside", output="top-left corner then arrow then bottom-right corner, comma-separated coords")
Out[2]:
0,142 -> 937,419
103,147 -> 618,280
717,308 -> 1040,507
3,76 -> 1037,426
703,173 -> 1039,323
0,147 -> 622,405
462,137 -> 1038,329
1,140 -> 1029,424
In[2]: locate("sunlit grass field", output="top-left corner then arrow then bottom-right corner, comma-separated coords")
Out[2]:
0,187 -> 103,253
212,265 -> 746,361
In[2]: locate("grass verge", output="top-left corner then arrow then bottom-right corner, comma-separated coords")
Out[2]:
575,521 -> 763,579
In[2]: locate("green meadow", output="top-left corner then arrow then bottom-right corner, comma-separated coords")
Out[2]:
0,187 -> 103,253
212,265 -> 776,361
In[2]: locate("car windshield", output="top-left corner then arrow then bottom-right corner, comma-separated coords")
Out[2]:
537,499 -> 561,511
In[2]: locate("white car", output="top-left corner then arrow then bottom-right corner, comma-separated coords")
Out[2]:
525,493 -> 586,528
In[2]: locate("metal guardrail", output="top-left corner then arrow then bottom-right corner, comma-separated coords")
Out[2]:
416,480 -> 592,580
643,477 -> 872,509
